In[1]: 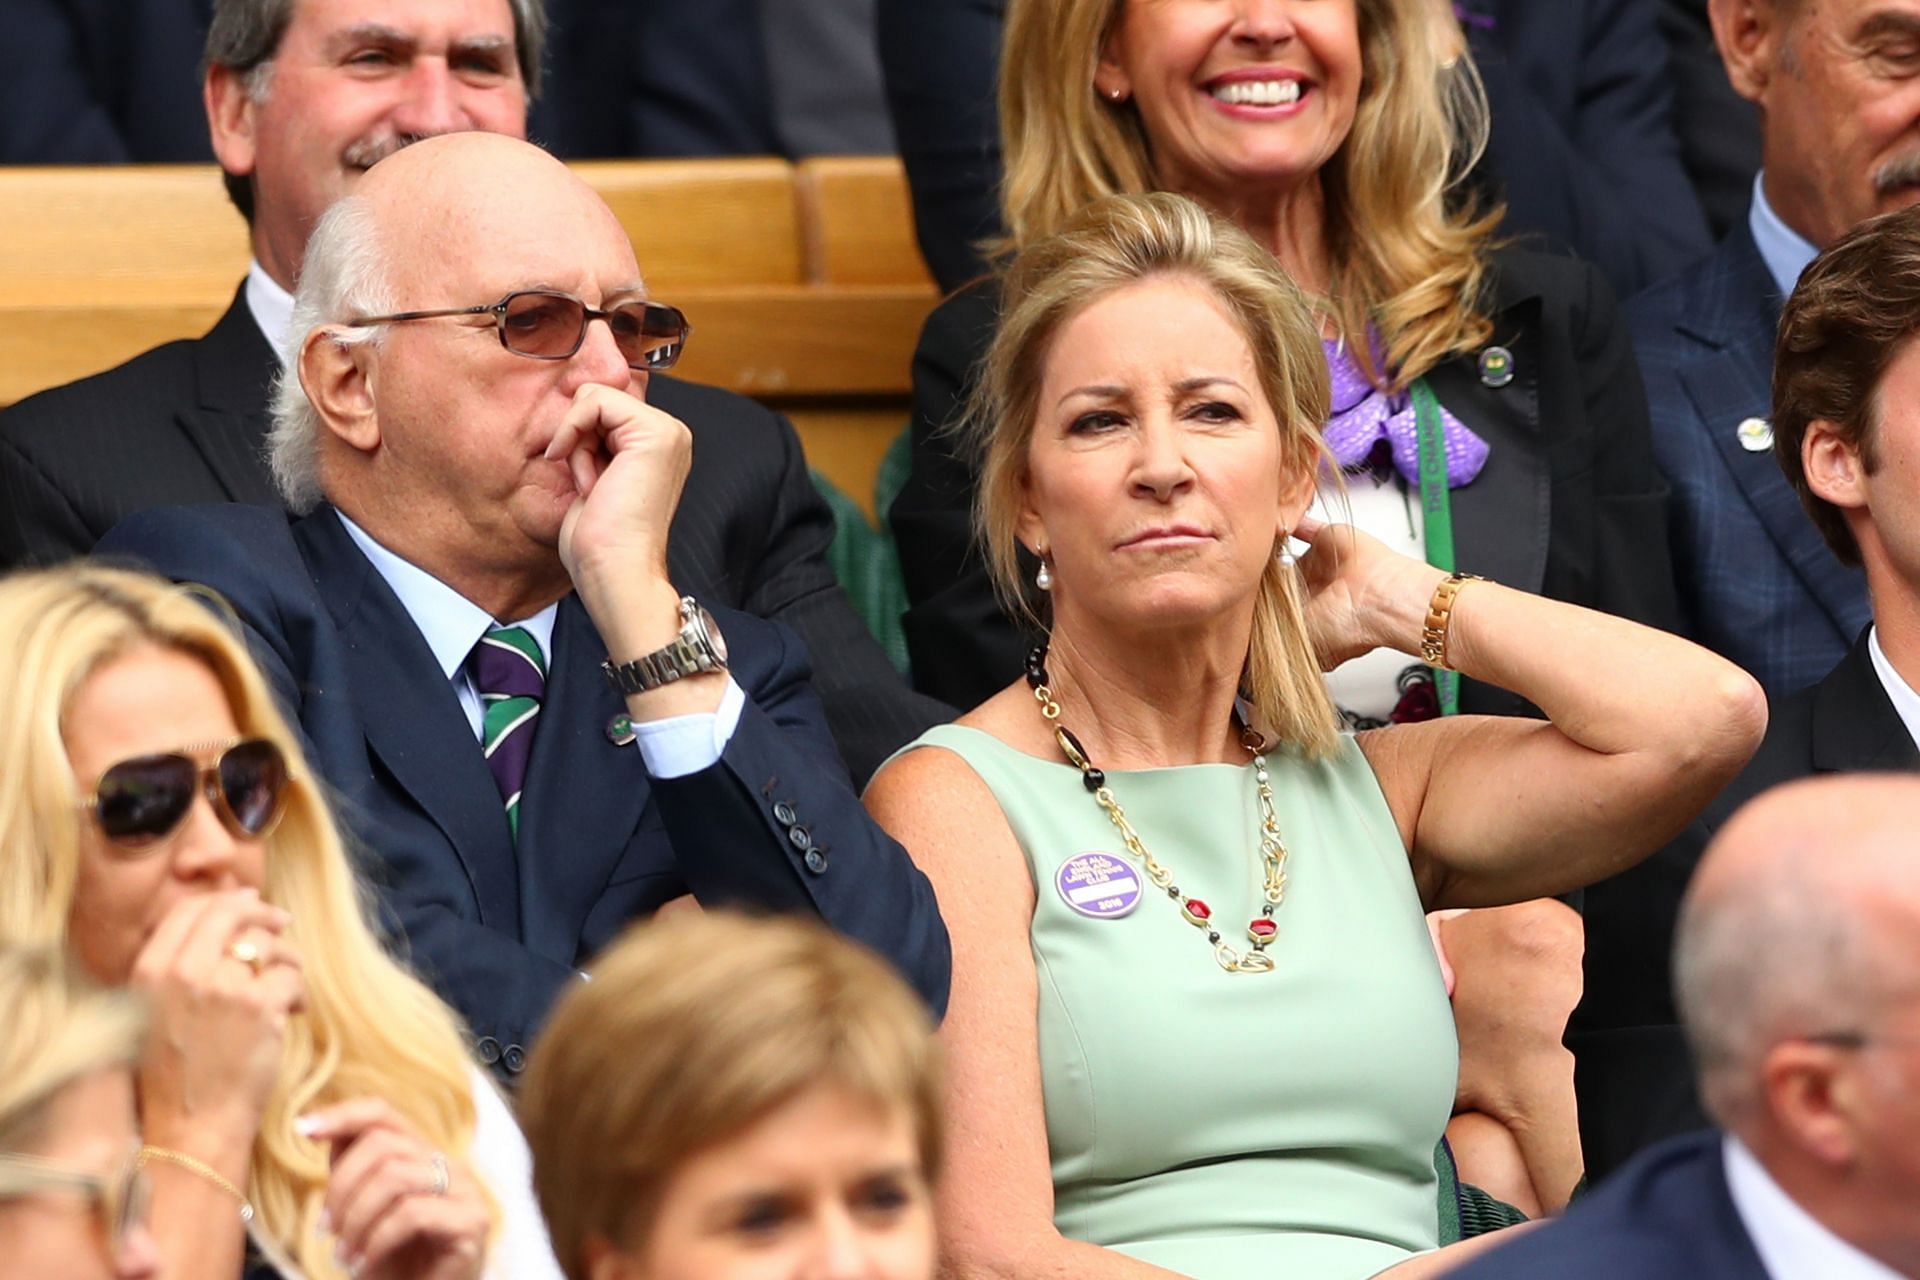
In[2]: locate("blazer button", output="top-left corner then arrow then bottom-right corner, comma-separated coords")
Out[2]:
804,848 -> 829,875
787,824 -> 814,851
773,800 -> 797,826
476,1036 -> 501,1066
503,1044 -> 526,1074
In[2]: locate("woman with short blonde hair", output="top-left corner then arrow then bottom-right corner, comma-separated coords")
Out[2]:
868,192 -> 1761,1279
0,563 -> 561,1280
521,910 -> 941,1280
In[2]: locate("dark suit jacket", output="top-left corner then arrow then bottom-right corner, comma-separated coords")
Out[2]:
889,248 -> 1684,713
1628,222 -> 1870,696
1442,1131 -> 1769,1280
0,0 -> 213,163
1573,632 -> 1920,1178
0,289 -> 949,783
875,0 -> 1708,299
97,504 -> 951,1067
1465,0 -> 1712,299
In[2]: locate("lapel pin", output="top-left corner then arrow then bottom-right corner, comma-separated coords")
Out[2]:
1478,345 -> 1515,388
605,713 -> 636,747
1736,417 -> 1773,452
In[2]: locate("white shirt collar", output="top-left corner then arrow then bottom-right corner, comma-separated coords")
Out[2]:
244,260 -> 296,366
1724,1135 -> 1905,1280
333,509 -> 558,682
1866,626 -> 1920,753
1748,173 -> 1822,301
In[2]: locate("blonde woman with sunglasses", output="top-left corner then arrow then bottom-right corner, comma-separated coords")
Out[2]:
0,563 -> 563,1280
0,945 -> 158,1280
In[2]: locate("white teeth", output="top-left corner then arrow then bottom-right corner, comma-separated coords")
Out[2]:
1210,79 -> 1302,107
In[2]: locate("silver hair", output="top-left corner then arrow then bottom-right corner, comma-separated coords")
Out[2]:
268,197 -> 394,515
1674,856 -> 1893,1126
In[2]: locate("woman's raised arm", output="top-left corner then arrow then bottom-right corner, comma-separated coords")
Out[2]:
1295,517 -> 1767,910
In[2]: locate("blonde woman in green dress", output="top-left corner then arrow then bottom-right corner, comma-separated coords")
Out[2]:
865,193 -> 1765,1280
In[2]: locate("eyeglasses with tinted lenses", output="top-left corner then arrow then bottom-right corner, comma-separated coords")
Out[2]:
82,738 -> 289,852
351,290 -> 691,370
0,1150 -> 151,1255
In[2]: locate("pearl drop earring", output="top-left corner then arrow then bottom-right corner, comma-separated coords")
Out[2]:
1036,559 -> 1054,590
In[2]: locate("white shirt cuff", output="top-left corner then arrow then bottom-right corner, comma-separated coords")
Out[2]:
631,676 -> 746,779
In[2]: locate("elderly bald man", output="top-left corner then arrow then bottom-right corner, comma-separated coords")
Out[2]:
1448,773 -> 1920,1280
99,133 -> 950,1075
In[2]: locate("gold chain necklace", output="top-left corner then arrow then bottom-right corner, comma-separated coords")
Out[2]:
1024,645 -> 1288,974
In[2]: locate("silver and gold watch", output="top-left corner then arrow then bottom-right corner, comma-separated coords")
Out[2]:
601,596 -> 730,695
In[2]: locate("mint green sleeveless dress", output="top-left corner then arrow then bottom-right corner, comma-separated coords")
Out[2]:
903,725 -> 1457,1280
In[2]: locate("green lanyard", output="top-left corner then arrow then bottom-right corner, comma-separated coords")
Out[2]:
1409,378 -> 1461,717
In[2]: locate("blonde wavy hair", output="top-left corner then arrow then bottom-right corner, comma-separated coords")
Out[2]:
522,910 -> 942,1280
0,946 -> 146,1153
997,0 -> 1499,387
973,192 -> 1341,757
0,564 -> 488,1280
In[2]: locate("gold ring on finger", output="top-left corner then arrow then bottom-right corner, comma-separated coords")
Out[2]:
227,939 -> 265,975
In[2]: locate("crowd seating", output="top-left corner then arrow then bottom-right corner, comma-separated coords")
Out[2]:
0,157 -> 939,517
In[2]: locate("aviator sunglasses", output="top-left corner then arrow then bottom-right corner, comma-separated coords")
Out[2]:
81,738 -> 290,852
351,289 -> 692,371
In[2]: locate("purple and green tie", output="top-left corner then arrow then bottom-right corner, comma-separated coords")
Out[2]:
467,625 -> 547,839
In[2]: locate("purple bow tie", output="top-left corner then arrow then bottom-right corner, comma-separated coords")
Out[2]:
1321,335 -> 1489,489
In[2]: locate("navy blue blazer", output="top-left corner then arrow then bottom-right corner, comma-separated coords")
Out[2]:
97,505 -> 951,1069
1628,222 -> 1870,695
1466,0 -> 1712,299
1443,1131 -> 1769,1280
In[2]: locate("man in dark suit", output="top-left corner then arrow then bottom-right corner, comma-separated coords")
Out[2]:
1448,775 -> 1920,1280
0,0 -> 947,781
1623,0 -> 1920,698
1580,201 -> 1920,1178
102,133 -> 950,1071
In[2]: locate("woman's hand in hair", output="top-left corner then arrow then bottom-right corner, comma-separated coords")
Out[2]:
1291,516 -> 1447,670
130,887 -> 304,1171
300,1097 -> 490,1280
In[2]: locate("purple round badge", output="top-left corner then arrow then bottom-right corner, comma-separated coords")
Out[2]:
1055,852 -> 1142,920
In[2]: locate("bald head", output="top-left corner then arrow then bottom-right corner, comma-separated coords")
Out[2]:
353,133 -> 638,306
1676,776 -> 1920,1126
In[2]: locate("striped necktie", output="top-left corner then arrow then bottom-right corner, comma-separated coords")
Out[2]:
467,625 -> 547,839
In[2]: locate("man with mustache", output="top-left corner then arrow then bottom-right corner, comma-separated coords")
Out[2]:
0,0 -> 947,782
1623,0 -> 1920,697
1578,0 -> 1920,1181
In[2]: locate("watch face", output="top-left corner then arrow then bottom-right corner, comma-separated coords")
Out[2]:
696,605 -> 729,664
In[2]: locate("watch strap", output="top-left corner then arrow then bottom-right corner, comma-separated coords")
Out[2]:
601,597 -> 721,695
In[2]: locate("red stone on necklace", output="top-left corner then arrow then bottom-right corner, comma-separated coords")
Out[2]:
1247,917 -> 1278,943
